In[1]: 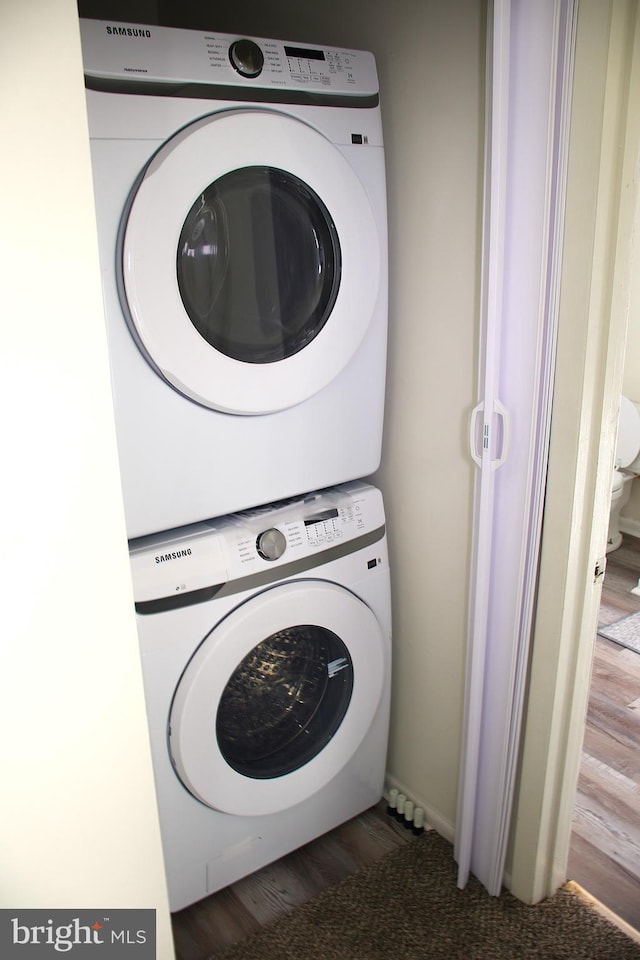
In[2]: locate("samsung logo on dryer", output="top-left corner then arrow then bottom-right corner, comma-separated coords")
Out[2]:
155,548 -> 192,564
105,25 -> 152,38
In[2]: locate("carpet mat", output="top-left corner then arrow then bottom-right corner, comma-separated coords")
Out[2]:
212,832 -> 640,960
598,610 -> 640,653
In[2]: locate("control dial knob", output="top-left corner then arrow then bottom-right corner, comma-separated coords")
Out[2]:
256,527 -> 286,562
229,38 -> 265,78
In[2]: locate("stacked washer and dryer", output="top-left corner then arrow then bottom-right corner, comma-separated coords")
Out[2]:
80,19 -> 391,912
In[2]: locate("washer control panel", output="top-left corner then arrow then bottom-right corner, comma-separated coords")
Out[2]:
232,484 -> 372,570
79,19 -> 378,97
128,481 -> 384,605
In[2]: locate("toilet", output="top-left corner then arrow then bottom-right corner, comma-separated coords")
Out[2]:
607,395 -> 640,553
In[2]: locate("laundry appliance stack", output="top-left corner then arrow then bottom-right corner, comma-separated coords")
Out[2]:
80,18 -> 391,912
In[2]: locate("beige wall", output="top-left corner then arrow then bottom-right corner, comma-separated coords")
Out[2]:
372,2 -> 482,835
0,1 -> 174,953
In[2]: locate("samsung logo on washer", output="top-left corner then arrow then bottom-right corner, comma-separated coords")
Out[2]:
105,25 -> 152,38
155,548 -> 192,564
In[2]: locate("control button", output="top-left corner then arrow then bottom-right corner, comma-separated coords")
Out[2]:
256,527 -> 286,561
229,38 -> 265,78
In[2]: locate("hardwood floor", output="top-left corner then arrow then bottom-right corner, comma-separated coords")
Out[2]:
171,801 -> 414,960
568,533 -> 640,933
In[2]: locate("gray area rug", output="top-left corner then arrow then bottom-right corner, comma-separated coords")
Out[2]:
212,831 -> 640,959
598,610 -> 640,653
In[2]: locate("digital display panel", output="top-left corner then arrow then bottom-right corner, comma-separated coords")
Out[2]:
304,508 -> 339,526
285,45 -> 326,62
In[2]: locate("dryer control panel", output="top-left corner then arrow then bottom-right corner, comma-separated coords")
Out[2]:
129,480 -> 385,608
79,19 -> 379,99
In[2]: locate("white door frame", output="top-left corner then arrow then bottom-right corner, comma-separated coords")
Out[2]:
509,0 -> 640,903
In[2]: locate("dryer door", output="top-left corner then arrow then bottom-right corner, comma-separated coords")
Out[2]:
169,579 -> 386,816
120,109 -> 381,415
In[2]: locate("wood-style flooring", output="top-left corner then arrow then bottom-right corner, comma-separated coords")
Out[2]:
171,801 -> 414,960
568,533 -> 640,933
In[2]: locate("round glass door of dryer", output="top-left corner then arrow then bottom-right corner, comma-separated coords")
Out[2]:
120,109 -> 381,415
177,167 -> 341,365
168,580 -> 386,816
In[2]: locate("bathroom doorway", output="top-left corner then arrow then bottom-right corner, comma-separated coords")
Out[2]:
508,0 -> 640,914
567,26 -> 640,923
567,533 -> 640,931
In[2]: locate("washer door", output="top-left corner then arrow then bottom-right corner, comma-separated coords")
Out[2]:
169,580 -> 386,816
121,109 -> 381,414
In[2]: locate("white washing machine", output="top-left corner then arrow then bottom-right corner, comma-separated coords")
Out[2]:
129,480 -> 391,911
79,20 -> 388,539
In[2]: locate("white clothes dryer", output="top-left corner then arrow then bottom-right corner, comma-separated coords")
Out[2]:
129,480 -> 391,911
79,20 -> 388,538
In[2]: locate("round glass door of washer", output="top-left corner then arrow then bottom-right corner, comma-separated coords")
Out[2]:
168,580 -> 386,816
